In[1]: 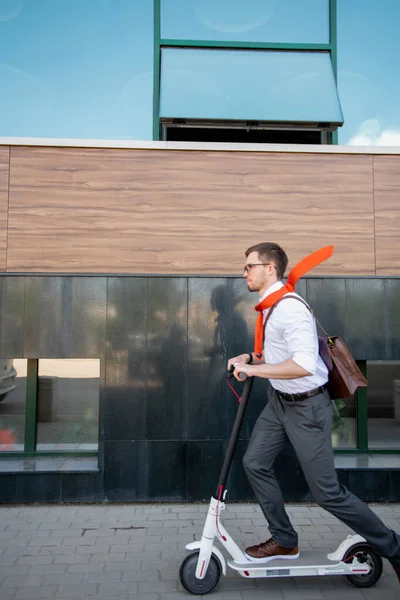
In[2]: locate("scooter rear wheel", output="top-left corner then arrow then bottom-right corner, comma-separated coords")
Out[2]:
179,551 -> 221,595
344,543 -> 383,588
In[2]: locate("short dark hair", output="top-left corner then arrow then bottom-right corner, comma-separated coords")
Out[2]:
245,242 -> 288,280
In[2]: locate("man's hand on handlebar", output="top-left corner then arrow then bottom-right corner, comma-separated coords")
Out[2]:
227,353 -> 251,371
227,354 -> 254,382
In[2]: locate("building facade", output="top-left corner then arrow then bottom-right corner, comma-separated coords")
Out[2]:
0,1 -> 400,503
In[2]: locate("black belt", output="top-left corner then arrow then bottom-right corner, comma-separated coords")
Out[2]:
276,384 -> 327,403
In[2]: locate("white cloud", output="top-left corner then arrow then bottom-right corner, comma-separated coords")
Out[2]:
348,118 -> 400,146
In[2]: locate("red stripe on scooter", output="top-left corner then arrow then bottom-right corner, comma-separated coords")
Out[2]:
200,561 -> 206,577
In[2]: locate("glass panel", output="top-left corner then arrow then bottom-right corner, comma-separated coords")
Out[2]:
161,0 -> 330,44
338,0 -> 400,145
331,397 -> 356,449
0,0 -> 153,139
160,48 -> 343,124
367,361 -> 400,449
36,359 -> 100,451
0,359 -> 27,452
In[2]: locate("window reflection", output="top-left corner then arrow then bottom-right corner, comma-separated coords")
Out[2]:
331,396 -> 356,449
161,0 -> 330,44
0,359 -> 26,452
36,359 -> 99,451
160,48 -> 343,124
367,361 -> 400,449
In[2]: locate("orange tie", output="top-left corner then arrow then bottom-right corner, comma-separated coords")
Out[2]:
253,246 -> 334,357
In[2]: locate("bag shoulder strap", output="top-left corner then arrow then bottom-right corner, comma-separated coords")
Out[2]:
263,294 -> 329,337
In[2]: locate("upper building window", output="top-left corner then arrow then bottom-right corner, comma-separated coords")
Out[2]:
161,0 -> 330,44
160,47 -> 343,143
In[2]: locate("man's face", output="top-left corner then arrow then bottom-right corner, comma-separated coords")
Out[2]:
243,251 -> 270,292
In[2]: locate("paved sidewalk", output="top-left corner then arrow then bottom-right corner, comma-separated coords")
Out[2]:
0,502 -> 399,600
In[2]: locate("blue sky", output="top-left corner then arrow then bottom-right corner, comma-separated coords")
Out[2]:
0,0 -> 154,139
0,0 -> 398,144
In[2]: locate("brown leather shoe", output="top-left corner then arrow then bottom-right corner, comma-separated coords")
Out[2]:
245,537 -> 300,563
392,563 -> 400,583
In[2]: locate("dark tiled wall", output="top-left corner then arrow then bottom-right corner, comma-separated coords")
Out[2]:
0,275 -> 400,503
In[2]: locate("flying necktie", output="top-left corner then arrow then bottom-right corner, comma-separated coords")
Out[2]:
253,246 -> 334,357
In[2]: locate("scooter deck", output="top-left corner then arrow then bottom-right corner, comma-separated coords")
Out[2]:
228,549 -> 369,578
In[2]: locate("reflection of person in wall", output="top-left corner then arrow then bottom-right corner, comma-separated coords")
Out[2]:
207,283 -> 249,370
151,305 -> 187,438
227,242 -> 400,584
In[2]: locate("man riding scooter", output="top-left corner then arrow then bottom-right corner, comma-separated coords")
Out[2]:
228,242 -> 400,582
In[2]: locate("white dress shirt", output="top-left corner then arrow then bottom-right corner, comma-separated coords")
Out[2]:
261,281 -> 328,394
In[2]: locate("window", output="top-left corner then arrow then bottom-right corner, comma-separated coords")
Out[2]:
0,359 -> 27,452
0,358 -> 99,455
331,396 -> 356,449
367,361 -> 400,449
332,361 -> 400,454
161,0 -> 330,44
36,359 -> 100,451
160,48 -> 343,127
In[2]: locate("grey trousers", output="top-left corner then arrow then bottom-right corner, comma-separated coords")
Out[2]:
243,387 -> 400,563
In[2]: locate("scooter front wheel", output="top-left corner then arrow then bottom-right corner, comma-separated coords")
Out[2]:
344,543 -> 383,588
180,551 -> 221,595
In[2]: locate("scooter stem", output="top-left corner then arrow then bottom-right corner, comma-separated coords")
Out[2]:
214,376 -> 254,498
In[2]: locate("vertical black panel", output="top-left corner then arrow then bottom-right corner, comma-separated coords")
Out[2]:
0,474 -> 19,502
227,439 -> 254,502
24,277 -> 106,358
104,277 -> 147,441
69,277 -> 107,357
344,279 -> 386,359
390,471 -> 400,501
104,440 -> 147,501
147,441 -> 186,501
293,278 -> 307,300
306,278 -> 346,336
16,473 -> 61,502
61,473 -> 103,502
24,277 -> 65,357
146,278 -> 187,440
0,277 -> 25,357
187,441 -> 226,502
228,279 -> 277,441
385,279 -> 400,359
187,279 -> 230,440
229,277 -> 254,351
349,470 -> 390,502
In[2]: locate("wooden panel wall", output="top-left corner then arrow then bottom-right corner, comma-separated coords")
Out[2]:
374,156 -> 400,276
0,146 -> 9,271
6,146 -> 376,275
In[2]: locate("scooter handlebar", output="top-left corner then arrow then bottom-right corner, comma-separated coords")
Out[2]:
228,364 -> 247,381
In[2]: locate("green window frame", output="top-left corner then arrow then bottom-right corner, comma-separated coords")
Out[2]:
334,361 -> 400,455
153,0 -> 339,143
1,359 -> 98,458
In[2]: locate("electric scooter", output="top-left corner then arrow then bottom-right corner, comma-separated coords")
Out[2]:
179,370 -> 383,595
